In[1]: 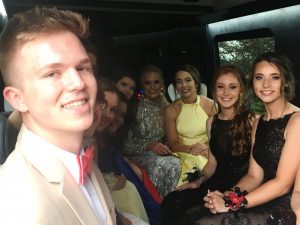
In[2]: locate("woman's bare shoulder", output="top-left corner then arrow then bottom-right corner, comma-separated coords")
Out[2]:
200,95 -> 216,116
206,115 -> 214,127
167,99 -> 182,109
200,95 -> 212,102
285,104 -> 300,125
165,99 -> 181,117
288,110 -> 300,126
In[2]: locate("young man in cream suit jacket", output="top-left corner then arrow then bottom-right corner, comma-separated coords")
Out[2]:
0,7 -> 116,225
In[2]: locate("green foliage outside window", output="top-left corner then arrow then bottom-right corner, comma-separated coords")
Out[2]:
218,37 -> 275,114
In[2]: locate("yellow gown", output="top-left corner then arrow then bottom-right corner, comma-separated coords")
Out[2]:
174,95 -> 208,186
103,173 -> 149,223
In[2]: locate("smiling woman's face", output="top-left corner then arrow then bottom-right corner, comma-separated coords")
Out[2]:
141,72 -> 162,102
175,70 -> 197,98
116,76 -> 136,100
96,91 -> 118,132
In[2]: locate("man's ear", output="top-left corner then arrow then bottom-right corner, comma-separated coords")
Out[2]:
3,87 -> 29,112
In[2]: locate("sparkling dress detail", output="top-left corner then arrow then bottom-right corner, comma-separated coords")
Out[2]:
161,114 -> 251,225
123,97 -> 181,197
194,113 -> 296,225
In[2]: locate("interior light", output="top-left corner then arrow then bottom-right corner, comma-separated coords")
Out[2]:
0,0 -> 8,27
208,4 -> 300,33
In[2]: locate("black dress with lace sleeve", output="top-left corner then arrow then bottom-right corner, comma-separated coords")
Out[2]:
194,113 -> 296,225
160,115 -> 251,225
209,116 -> 250,189
252,113 -> 296,224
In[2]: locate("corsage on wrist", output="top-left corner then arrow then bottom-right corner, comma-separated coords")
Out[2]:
223,187 -> 248,211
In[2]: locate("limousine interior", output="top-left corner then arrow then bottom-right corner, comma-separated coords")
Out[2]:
1,0 -> 300,110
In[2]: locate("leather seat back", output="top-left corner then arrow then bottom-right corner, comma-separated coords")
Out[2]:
0,111 -> 19,164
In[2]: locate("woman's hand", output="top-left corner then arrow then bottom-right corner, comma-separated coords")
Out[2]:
119,213 -> 133,225
204,190 -> 229,214
147,142 -> 172,155
190,143 -> 208,158
113,175 -> 127,190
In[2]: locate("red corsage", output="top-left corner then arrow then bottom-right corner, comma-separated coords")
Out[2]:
223,187 -> 248,211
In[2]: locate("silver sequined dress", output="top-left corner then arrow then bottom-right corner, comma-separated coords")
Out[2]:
123,97 -> 181,197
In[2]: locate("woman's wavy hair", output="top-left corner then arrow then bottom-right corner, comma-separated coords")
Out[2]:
211,64 -> 254,156
248,52 -> 295,101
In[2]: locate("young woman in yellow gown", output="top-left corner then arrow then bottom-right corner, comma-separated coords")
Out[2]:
164,64 -> 216,186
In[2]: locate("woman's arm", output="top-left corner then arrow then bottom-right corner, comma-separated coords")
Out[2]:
234,118 -> 264,192
165,103 -> 190,153
244,113 -> 300,208
146,142 -> 171,155
292,164 -> 300,225
200,116 -> 217,182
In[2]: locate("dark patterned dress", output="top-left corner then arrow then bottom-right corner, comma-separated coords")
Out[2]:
194,113 -> 296,225
160,115 -> 251,225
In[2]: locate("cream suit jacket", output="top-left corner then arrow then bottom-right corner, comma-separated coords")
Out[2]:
0,126 -> 116,225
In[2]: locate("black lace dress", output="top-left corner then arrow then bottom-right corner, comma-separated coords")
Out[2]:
194,113 -> 296,225
160,116 -> 251,225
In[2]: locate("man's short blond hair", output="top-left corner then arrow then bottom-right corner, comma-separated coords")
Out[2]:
0,7 -> 90,86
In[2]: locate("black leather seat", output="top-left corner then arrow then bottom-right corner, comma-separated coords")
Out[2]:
0,111 -> 19,164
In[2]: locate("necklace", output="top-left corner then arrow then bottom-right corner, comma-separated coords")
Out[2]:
265,100 -> 287,121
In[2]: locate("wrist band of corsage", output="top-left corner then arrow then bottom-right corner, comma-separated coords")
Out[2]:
223,186 -> 248,211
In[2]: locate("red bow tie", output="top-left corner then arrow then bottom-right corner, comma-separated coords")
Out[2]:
77,146 -> 95,185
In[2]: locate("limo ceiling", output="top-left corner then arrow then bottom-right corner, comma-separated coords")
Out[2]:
2,0 -> 300,36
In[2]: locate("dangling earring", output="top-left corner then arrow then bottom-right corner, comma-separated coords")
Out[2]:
160,87 -> 164,96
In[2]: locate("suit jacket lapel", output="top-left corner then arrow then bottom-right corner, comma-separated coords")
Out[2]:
61,171 -> 99,225
90,164 -> 115,225
16,126 -> 101,225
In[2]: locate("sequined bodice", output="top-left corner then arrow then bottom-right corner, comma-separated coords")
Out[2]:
123,97 -> 165,156
134,98 -> 164,139
253,113 -> 293,182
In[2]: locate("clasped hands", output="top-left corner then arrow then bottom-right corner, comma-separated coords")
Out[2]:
203,190 -> 229,214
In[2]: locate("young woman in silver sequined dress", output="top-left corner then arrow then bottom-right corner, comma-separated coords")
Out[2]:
123,65 -> 181,197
